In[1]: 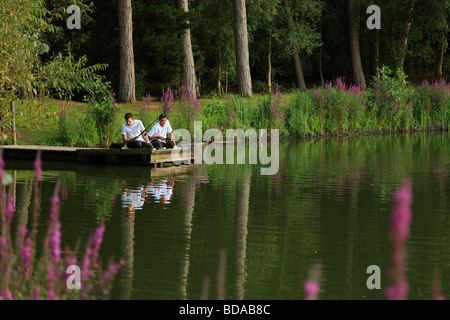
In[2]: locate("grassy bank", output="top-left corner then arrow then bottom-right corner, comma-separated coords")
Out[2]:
2,68 -> 450,147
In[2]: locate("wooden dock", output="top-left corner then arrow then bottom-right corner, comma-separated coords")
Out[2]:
0,142 -> 207,167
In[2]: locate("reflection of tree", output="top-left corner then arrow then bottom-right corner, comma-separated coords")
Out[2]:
12,172 -> 33,249
117,191 -> 135,300
4,170 -> 34,252
233,168 -> 251,300
179,164 -> 208,299
116,182 -> 152,300
180,178 -> 196,300
344,166 -> 360,299
81,178 -> 122,221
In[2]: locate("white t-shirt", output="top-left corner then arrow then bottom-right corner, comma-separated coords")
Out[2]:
148,119 -> 173,142
121,119 -> 146,142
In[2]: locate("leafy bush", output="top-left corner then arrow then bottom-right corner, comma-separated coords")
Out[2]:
86,88 -> 121,148
202,96 -> 239,133
415,79 -> 450,129
369,66 -> 415,130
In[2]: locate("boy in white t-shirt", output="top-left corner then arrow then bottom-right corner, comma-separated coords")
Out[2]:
147,113 -> 177,150
121,113 -> 153,148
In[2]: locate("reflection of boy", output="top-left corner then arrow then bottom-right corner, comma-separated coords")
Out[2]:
148,180 -> 174,204
121,186 -> 146,210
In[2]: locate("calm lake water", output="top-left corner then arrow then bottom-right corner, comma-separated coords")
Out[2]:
4,132 -> 450,300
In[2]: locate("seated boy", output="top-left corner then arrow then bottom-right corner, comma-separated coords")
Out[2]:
147,113 -> 177,150
121,113 -> 153,148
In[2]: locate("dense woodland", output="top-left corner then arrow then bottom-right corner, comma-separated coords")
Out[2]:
34,0 -> 450,101
1,0 -> 450,146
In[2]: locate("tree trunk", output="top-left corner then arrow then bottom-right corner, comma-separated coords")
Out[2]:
217,2 -> 223,96
233,0 -> 253,97
291,53 -> 306,90
348,0 -> 366,89
226,72 -> 228,95
283,0 -> 306,90
319,24 -> 324,85
267,4 -> 275,94
374,29 -> 380,78
267,34 -> 272,94
118,0 -> 136,103
178,0 -> 198,98
10,100 -> 17,145
399,5 -> 414,73
435,34 -> 445,79
218,50 -> 223,96
319,45 -> 324,85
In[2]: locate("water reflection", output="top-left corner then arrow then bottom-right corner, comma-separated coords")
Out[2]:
116,164 -> 209,300
120,176 -> 176,215
148,179 -> 175,205
3,132 -> 450,300
122,186 -> 146,213
233,169 -> 251,300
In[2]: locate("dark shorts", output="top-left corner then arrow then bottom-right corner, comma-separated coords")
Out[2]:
126,140 -> 154,149
150,139 -> 174,150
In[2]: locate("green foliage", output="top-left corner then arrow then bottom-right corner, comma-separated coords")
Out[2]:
413,79 -> 450,130
280,0 -> 324,56
191,0 -> 236,95
201,97 -> 239,133
0,1 -> 113,144
54,104 -> 100,147
132,0 -> 186,96
135,94 -> 158,133
267,84 -> 289,135
369,66 -> 415,130
247,96 -> 271,130
42,0 -> 96,59
285,90 -> 314,136
40,45 -> 109,101
0,0 -> 52,101
172,86 -> 204,133
86,89 -> 121,148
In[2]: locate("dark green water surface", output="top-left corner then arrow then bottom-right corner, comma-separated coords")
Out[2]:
5,132 -> 450,300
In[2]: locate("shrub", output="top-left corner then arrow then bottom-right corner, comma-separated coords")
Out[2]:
202,96 -> 241,134
370,66 -> 415,131
86,88 -> 121,148
54,101 -> 100,147
416,79 -> 450,129
268,84 -> 289,136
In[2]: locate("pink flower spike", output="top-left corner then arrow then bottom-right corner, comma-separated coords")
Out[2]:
385,179 -> 413,300
303,263 -> 322,300
33,157 -> 42,182
303,280 -> 320,300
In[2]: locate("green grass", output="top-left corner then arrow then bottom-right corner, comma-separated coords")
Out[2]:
2,86 -> 449,147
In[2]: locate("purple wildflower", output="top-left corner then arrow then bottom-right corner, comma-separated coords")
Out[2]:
303,280 -> 320,300
385,179 -> 413,300
33,156 -> 42,182
5,194 -> 14,224
303,263 -> 322,300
